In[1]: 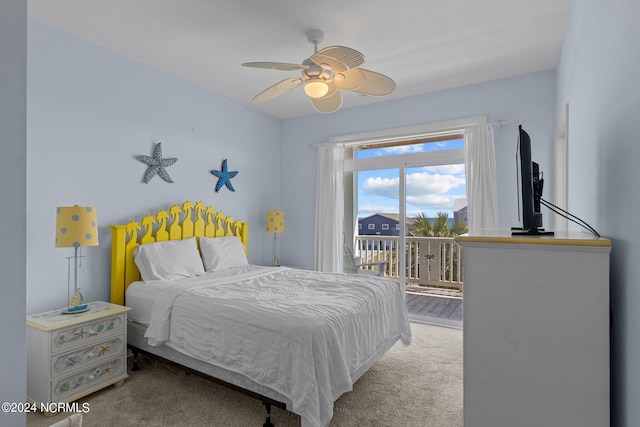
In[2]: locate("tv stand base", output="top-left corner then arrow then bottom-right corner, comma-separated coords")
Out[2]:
511,227 -> 555,236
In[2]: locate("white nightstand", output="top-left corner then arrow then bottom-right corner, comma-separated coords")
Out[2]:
27,301 -> 131,406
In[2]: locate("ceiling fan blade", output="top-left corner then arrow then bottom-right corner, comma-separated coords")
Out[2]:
333,68 -> 365,91
252,78 -> 303,104
335,68 -> 396,96
323,81 -> 339,97
311,46 -> 365,72
242,62 -> 308,71
310,88 -> 343,113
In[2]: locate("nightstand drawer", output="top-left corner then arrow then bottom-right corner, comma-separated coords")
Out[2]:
52,337 -> 125,378
52,356 -> 125,402
52,314 -> 124,353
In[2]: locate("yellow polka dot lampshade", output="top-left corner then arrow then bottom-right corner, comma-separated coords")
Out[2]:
266,210 -> 285,234
56,206 -> 99,248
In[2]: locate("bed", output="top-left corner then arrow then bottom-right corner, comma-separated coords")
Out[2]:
110,201 -> 411,427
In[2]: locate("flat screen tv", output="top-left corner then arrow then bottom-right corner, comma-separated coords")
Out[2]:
512,125 -> 553,236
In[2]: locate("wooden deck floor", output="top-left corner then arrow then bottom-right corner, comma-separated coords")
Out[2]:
405,291 -> 463,322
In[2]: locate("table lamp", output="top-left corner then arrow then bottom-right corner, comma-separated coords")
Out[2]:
56,206 -> 99,313
266,210 -> 285,266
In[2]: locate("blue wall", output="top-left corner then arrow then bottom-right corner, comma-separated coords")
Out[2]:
556,1 -> 640,425
26,21 -> 558,314
26,19 -> 282,314
280,71 -> 557,269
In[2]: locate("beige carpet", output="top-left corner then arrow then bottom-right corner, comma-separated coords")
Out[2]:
28,322 -> 462,427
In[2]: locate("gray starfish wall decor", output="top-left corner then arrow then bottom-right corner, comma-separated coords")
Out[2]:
136,142 -> 178,183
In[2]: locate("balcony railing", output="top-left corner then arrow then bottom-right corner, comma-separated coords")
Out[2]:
354,235 -> 463,291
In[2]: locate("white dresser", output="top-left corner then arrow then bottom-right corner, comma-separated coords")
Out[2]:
456,230 -> 611,427
27,301 -> 131,406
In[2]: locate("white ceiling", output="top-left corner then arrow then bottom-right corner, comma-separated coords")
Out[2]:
28,0 -> 571,120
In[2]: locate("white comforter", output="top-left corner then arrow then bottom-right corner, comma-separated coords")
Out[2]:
143,265 -> 411,427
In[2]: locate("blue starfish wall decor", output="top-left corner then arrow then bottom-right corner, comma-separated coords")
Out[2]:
136,142 -> 178,183
211,159 -> 238,192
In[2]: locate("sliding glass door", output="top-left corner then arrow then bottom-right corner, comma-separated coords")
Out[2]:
344,135 -> 466,323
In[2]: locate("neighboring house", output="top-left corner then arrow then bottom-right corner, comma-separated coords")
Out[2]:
453,199 -> 468,226
358,213 -> 415,236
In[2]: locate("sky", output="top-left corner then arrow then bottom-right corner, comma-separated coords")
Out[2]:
356,139 -> 467,219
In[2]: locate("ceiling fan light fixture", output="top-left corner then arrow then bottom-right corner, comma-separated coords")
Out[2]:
304,80 -> 329,98
242,30 -> 395,111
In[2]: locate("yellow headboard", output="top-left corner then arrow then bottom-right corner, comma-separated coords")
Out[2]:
110,200 -> 249,305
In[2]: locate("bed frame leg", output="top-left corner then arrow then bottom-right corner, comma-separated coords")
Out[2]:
263,402 -> 275,427
131,348 -> 140,371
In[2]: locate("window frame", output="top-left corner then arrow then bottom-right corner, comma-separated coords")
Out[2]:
333,115 -> 486,286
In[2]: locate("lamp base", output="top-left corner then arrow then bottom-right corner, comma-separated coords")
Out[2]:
65,288 -> 87,313
61,305 -> 89,314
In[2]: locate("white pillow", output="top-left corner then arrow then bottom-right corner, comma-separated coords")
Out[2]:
134,237 -> 205,281
199,236 -> 248,272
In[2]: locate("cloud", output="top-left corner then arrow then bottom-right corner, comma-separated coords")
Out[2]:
406,171 -> 465,194
362,176 -> 398,198
372,144 -> 428,155
359,138 -> 464,158
361,169 -> 466,212
423,164 -> 466,174
363,171 -> 464,198
407,194 -> 465,213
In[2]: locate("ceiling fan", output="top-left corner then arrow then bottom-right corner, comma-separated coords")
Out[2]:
242,30 -> 396,113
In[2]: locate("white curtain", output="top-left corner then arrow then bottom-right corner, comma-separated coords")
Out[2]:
314,144 -> 344,272
465,124 -> 498,232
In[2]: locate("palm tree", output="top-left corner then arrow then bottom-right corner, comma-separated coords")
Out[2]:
409,212 -> 467,237
408,212 -> 467,285
450,218 -> 468,236
432,212 -> 451,237
411,212 -> 436,237
409,212 -> 466,238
